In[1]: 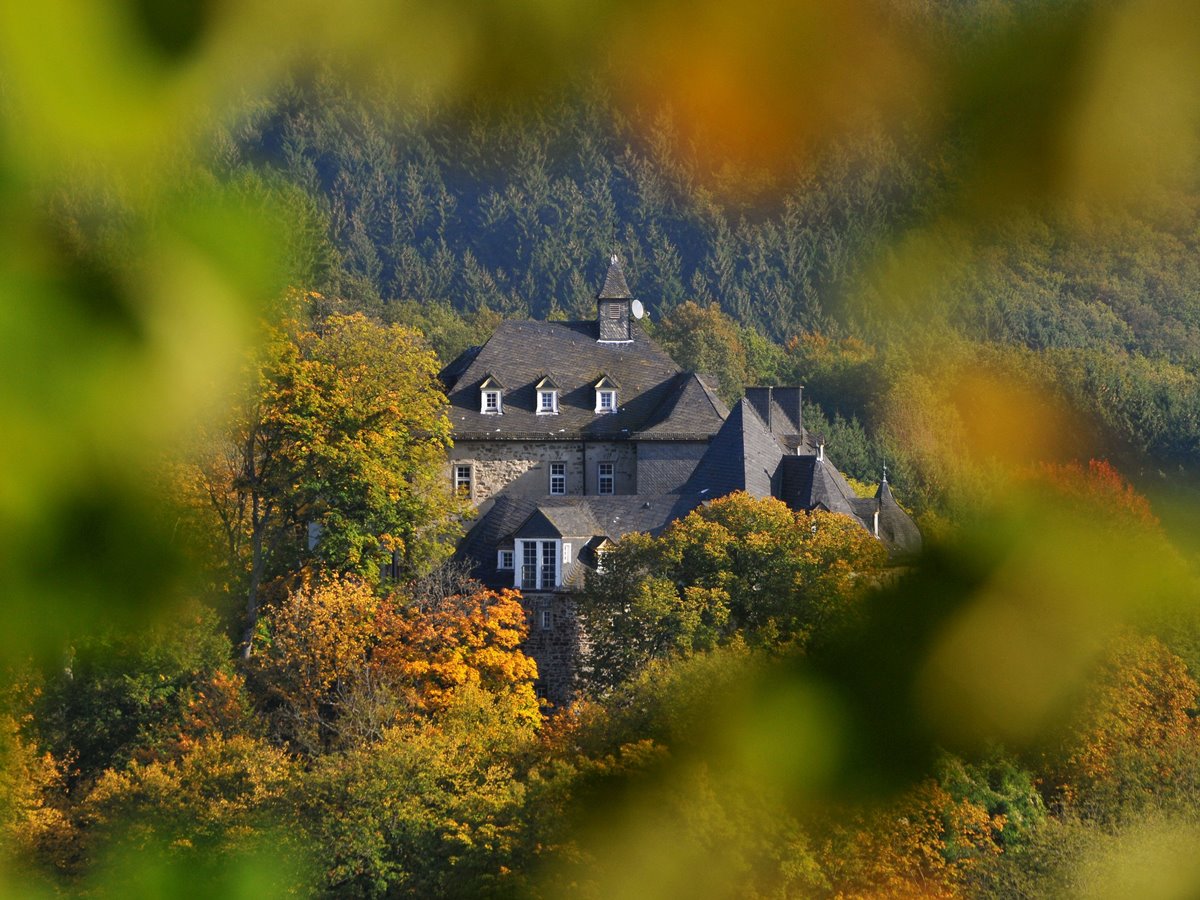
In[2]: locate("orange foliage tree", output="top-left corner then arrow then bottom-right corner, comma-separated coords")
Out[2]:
1047,632 -> 1200,820
819,781 -> 1004,900
250,572 -> 382,752
251,576 -> 541,749
1030,459 -> 1159,530
372,589 -> 540,728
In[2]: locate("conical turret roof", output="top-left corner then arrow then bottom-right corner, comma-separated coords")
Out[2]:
598,254 -> 632,299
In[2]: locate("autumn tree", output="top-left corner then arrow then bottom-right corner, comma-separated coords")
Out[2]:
250,574 -> 540,752
372,588 -> 540,728
31,602 -> 245,790
75,734 -> 295,878
289,688 -> 532,898
249,573 -> 382,753
1045,632 -> 1200,822
578,493 -> 887,693
187,307 -> 464,655
653,301 -> 749,403
1029,459 -> 1159,531
817,780 -> 1004,899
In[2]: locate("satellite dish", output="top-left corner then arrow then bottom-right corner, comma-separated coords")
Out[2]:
630,299 -> 644,319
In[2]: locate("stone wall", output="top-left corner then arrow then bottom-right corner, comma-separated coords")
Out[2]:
583,441 -> 637,495
450,440 -> 582,504
520,591 -> 580,706
449,439 -> 639,504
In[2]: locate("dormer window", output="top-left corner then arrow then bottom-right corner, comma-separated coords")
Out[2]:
479,374 -> 504,415
594,375 -> 619,414
535,376 -> 559,415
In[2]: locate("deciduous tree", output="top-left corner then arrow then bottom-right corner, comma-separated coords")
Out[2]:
186,308 -> 464,655
578,493 -> 887,693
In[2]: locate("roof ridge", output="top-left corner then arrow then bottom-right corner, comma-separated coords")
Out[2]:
692,373 -> 729,421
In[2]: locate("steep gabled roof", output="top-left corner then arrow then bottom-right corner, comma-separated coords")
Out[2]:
635,372 -> 729,440
683,399 -> 784,498
442,320 -> 701,439
780,450 -> 871,521
808,457 -> 861,519
537,505 -> 601,538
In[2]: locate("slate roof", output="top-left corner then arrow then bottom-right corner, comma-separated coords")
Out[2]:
442,320 -> 710,440
683,400 -> 785,498
598,256 -> 633,299
808,457 -> 862,518
875,479 -> 923,559
440,345 -> 480,392
635,372 -> 729,440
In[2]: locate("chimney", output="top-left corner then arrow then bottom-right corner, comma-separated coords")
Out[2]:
817,437 -> 825,463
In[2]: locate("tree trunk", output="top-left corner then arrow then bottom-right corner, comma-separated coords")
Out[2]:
241,496 -> 265,659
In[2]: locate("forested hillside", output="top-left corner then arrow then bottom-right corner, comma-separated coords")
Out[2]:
217,63 -> 1200,509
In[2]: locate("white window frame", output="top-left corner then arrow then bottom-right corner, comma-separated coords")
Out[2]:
454,464 -> 473,499
598,462 -> 615,495
497,549 -> 514,570
539,608 -> 552,630
515,539 -> 561,590
549,462 -> 566,495
481,389 -> 502,414
537,389 -> 558,415
595,389 -> 616,413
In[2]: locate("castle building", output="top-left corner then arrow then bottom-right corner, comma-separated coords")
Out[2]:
440,257 -> 920,703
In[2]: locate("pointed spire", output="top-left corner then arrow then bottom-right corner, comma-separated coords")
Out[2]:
875,465 -> 894,503
598,254 -> 632,299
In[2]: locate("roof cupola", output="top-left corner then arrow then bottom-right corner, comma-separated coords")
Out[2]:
597,254 -> 634,342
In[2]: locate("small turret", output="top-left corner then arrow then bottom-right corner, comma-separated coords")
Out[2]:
597,254 -> 633,342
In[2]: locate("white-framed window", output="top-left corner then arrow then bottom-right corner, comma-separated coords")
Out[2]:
598,462 -> 614,495
563,542 -> 572,565
454,464 -> 473,499
517,539 -> 560,590
482,390 -> 502,414
539,608 -> 552,630
538,390 -> 558,414
549,462 -> 566,495
497,549 -> 514,570
596,389 -> 616,413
